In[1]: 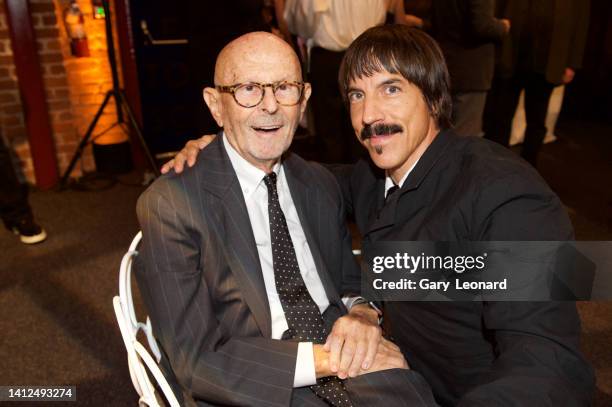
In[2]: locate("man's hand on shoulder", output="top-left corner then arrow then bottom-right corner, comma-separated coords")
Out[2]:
324,303 -> 383,379
160,134 -> 216,174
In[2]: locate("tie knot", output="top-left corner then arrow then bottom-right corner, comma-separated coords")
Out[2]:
263,171 -> 278,192
386,185 -> 399,199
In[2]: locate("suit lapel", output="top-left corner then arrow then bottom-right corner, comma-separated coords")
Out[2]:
284,154 -> 342,305
363,130 -> 452,237
201,135 -> 272,337
363,179 -> 392,236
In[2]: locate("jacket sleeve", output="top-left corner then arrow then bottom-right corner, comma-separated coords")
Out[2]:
458,172 -> 595,406
568,0 -> 590,69
135,184 -> 299,407
323,163 -> 357,219
468,0 -> 506,42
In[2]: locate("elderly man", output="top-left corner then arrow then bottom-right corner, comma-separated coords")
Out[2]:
136,32 -> 436,406
166,26 -> 595,406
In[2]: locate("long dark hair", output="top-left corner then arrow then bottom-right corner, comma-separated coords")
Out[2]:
339,25 -> 452,129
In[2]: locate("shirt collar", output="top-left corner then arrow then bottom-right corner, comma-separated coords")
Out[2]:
223,133 -> 281,200
384,158 -> 419,197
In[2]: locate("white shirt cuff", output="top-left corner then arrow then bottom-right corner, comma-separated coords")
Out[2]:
342,295 -> 363,310
293,342 -> 317,387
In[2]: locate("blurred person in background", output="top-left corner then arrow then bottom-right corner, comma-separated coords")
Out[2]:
431,0 -> 510,136
281,0 -> 422,164
404,0 -> 431,31
0,134 -> 46,244
483,0 -> 590,167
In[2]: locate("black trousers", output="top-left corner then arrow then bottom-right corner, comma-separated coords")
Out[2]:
309,47 -> 364,164
483,72 -> 555,165
0,135 -> 31,226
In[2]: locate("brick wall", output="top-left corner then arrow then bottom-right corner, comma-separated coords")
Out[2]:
0,0 -> 125,184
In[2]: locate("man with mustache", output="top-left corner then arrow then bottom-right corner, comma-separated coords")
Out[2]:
165,25 -> 594,406
137,31 -> 438,406
337,26 -> 594,406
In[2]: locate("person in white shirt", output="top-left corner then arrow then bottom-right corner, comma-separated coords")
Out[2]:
279,0 -> 421,163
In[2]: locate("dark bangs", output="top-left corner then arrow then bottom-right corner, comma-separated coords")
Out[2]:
339,25 -> 452,129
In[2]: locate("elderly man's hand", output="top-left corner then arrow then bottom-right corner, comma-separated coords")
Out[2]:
356,337 -> 409,376
160,134 -> 216,174
324,303 -> 382,379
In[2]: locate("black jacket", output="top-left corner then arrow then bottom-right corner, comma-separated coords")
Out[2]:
431,0 -> 506,92
495,0 -> 590,85
339,130 -> 595,406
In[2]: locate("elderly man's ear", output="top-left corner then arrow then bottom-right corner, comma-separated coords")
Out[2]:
203,87 -> 224,127
301,83 -> 312,115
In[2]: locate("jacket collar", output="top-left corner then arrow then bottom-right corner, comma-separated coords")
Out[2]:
364,129 -> 454,236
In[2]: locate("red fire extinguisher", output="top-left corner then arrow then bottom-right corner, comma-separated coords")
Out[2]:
64,0 -> 90,57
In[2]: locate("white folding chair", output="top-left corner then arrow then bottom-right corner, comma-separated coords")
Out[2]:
113,231 -> 180,407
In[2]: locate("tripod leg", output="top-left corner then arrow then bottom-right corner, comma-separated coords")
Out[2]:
60,91 -> 113,187
117,91 -> 160,176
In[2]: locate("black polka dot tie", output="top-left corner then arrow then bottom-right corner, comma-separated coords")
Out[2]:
263,172 -> 353,407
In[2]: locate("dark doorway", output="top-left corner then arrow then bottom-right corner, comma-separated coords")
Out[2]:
561,0 -> 612,124
127,0 -> 268,155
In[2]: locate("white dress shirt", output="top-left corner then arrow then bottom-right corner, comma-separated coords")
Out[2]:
224,135 -> 326,387
384,159 -> 420,197
311,0 -> 387,51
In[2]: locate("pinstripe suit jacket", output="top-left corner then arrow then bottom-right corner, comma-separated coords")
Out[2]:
135,135 -> 361,406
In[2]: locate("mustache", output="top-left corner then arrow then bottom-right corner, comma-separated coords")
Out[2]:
360,123 -> 403,141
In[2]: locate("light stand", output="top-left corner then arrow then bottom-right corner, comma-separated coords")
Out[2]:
60,0 -> 159,188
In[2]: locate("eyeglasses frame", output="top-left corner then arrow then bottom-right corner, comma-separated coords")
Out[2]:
216,81 -> 306,108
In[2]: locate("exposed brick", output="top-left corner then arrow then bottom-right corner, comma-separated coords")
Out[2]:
44,77 -> 68,87
0,92 -> 16,103
55,143 -> 81,154
39,52 -> 63,63
78,93 -> 104,105
32,14 -> 43,28
0,79 -> 17,90
4,126 -> 26,138
52,88 -> 70,98
0,0 -> 126,182
56,110 -> 73,121
4,103 -> 23,114
30,2 -> 56,13
42,13 -> 57,26
3,114 -> 22,125
34,27 -> 60,39
48,99 -> 70,110
52,122 -> 74,132
0,55 -> 13,65
45,39 -> 61,51
48,63 -> 65,75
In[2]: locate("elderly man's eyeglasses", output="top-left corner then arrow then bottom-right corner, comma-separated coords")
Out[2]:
216,81 -> 305,108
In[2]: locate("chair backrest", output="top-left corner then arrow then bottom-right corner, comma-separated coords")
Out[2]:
113,231 -> 180,407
